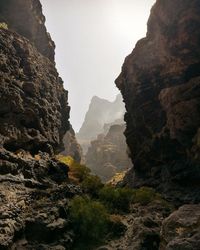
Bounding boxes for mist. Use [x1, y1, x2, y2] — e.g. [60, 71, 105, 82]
[40, 0, 156, 131]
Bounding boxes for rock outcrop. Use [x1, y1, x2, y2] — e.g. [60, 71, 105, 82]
[86, 124, 132, 182]
[76, 94, 125, 153]
[0, 148, 80, 250]
[160, 204, 200, 250]
[62, 125, 82, 163]
[0, 0, 75, 248]
[116, 0, 200, 202]
[0, 19, 70, 155]
[0, 0, 55, 61]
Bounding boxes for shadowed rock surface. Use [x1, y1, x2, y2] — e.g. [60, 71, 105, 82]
[160, 204, 200, 250]
[86, 124, 132, 182]
[0, 0, 76, 248]
[0, 28, 70, 155]
[116, 0, 200, 203]
[0, 148, 80, 249]
[0, 0, 55, 61]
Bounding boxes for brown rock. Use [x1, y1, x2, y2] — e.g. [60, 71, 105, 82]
[116, 0, 200, 202]
[160, 205, 200, 250]
[0, 28, 70, 154]
[0, 0, 55, 61]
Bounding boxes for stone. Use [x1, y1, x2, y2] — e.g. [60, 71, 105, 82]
[116, 0, 200, 203]
[0, 27, 70, 154]
[160, 205, 200, 250]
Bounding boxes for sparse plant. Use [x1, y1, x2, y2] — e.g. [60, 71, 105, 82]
[57, 155, 91, 182]
[81, 174, 104, 197]
[0, 22, 8, 29]
[99, 185, 135, 213]
[132, 187, 159, 205]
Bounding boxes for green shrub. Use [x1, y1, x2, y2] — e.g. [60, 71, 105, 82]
[133, 187, 161, 205]
[81, 175, 104, 197]
[99, 185, 135, 213]
[69, 196, 109, 244]
[57, 155, 91, 182]
[0, 22, 8, 29]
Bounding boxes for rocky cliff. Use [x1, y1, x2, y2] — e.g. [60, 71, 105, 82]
[116, 0, 200, 203]
[86, 124, 132, 182]
[0, 1, 76, 249]
[76, 94, 125, 153]
[0, 0, 55, 61]
[0, 1, 70, 155]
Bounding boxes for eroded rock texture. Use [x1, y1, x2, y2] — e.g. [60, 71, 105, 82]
[0, 148, 80, 249]
[0, 0, 55, 61]
[160, 205, 200, 250]
[0, 0, 74, 248]
[0, 28, 70, 154]
[116, 0, 200, 202]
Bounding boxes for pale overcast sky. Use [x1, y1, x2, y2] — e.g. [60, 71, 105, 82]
[40, 0, 156, 131]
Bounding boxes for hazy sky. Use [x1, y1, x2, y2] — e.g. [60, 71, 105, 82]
[40, 0, 156, 132]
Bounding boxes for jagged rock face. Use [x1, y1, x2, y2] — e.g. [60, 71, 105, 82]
[0, 1, 76, 248]
[0, 28, 70, 154]
[100, 201, 172, 250]
[0, 148, 80, 249]
[0, 0, 55, 61]
[86, 124, 132, 182]
[62, 126, 82, 163]
[76, 94, 125, 153]
[160, 205, 200, 250]
[116, 0, 200, 201]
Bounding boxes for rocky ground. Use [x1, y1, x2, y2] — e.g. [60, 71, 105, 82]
[98, 204, 200, 250]
[0, 148, 81, 249]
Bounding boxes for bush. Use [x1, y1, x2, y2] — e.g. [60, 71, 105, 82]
[81, 175, 104, 197]
[57, 155, 91, 182]
[99, 185, 135, 213]
[69, 196, 109, 244]
[133, 187, 161, 205]
[0, 22, 8, 29]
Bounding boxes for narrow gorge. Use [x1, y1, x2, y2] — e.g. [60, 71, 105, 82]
[0, 0, 199, 250]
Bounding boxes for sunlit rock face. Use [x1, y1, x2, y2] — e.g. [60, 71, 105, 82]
[0, 0, 70, 154]
[76, 94, 125, 153]
[116, 0, 200, 202]
[86, 124, 132, 182]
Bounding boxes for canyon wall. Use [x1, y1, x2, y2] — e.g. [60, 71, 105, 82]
[116, 0, 200, 202]
[0, 1, 76, 248]
[0, 0, 70, 154]
[86, 124, 132, 182]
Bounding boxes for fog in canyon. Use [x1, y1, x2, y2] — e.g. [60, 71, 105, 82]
[41, 0, 156, 131]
